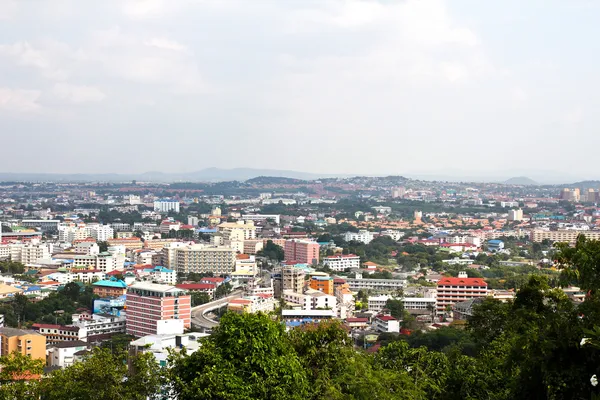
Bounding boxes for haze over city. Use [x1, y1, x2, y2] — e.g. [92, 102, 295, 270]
[1, 0, 599, 182]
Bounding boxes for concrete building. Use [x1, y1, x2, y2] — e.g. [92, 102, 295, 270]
[309, 276, 334, 295]
[217, 220, 257, 242]
[20, 220, 60, 232]
[0, 327, 46, 360]
[92, 279, 128, 298]
[125, 283, 191, 338]
[343, 230, 374, 244]
[274, 266, 306, 296]
[530, 230, 600, 244]
[241, 214, 281, 225]
[373, 315, 400, 333]
[323, 254, 361, 271]
[46, 341, 90, 368]
[345, 276, 406, 291]
[154, 200, 180, 213]
[173, 245, 237, 275]
[436, 273, 488, 314]
[507, 209, 524, 222]
[282, 289, 337, 311]
[71, 313, 126, 338]
[129, 332, 205, 368]
[284, 240, 319, 265]
[31, 324, 86, 345]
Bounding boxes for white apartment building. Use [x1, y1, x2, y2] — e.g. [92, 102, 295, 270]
[6, 243, 52, 264]
[46, 341, 90, 368]
[500, 201, 519, 208]
[74, 242, 100, 255]
[173, 245, 237, 275]
[72, 313, 127, 338]
[282, 289, 337, 311]
[217, 220, 257, 241]
[58, 225, 89, 243]
[368, 295, 395, 313]
[379, 230, 404, 241]
[87, 224, 114, 241]
[508, 209, 524, 222]
[241, 214, 281, 225]
[154, 200, 180, 213]
[530, 230, 600, 244]
[323, 254, 361, 271]
[373, 315, 400, 333]
[346, 276, 406, 291]
[344, 230, 375, 244]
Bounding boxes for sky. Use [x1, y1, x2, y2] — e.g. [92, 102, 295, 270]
[0, 0, 599, 181]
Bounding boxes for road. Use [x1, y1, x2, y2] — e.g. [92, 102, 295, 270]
[191, 290, 244, 330]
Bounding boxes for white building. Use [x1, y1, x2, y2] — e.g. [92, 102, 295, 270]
[86, 224, 114, 242]
[241, 214, 281, 225]
[129, 332, 205, 367]
[323, 254, 361, 271]
[74, 242, 100, 255]
[282, 289, 337, 311]
[373, 315, 400, 333]
[217, 220, 257, 241]
[379, 230, 404, 241]
[343, 230, 375, 244]
[46, 341, 90, 368]
[346, 276, 406, 291]
[508, 209, 524, 222]
[71, 313, 126, 338]
[154, 200, 180, 213]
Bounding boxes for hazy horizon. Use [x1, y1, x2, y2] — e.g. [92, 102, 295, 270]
[1, 1, 599, 177]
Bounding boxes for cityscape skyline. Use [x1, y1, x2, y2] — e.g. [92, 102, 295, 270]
[2, 1, 600, 176]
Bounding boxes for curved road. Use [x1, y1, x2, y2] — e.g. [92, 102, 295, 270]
[191, 290, 244, 330]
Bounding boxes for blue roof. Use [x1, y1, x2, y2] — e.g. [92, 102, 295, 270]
[488, 240, 504, 244]
[145, 266, 174, 273]
[93, 279, 127, 289]
[312, 276, 333, 281]
[24, 286, 41, 293]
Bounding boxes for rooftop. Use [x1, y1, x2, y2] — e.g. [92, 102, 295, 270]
[0, 327, 42, 338]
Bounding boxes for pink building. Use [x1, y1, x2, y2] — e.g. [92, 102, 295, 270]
[284, 240, 320, 265]
[125, 282, 191, 338]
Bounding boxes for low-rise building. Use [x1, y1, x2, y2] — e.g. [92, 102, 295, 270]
[46, 341, 90, 368]
[92, 279, 128, 298]
[31, 324, 86, 344]
[373, 315, 400, 333]
[0, 327, 46, 360]
[323, 254, 361, 271]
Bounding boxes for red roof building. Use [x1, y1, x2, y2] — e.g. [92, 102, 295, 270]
[436, 276, 488, 313]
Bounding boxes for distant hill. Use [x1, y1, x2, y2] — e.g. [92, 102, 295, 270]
[504, 176, 538, 185]
[0, 168, 347, 183]
[567, 180, 600, 189]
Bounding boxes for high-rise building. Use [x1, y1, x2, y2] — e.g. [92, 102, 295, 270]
[0, 327, 46, 361]
[217, 221, 257, 241]
[125, 283, 191, 338]
[284, 240, 320, 265]
[154, 200, 180, 213]
[274, 266, 306, 297]
[173, 245, 237, 275]
[507, 209, 523, 222]
[560, 188, 571, 201]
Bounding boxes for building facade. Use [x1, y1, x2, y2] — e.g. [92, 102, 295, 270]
[125, 283, 191, 338]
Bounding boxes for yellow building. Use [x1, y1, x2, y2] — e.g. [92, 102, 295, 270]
[0, 327, 46, 361]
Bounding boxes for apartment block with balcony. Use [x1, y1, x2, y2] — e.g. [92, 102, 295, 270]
[125, 283, 191, 338]
[436, 274, 488, 314]
[0, 327, 46, 361]
[173, 245, 237, 275]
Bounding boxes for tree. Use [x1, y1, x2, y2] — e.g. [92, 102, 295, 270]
[0, 351, 44, 399]
[214, 283, 232, 299]
[191, 292, 210, 307]
[384, 298, 404, 320]
[169, 312, 310, 400]
[41, 347, 163, 400]
[97, 241, 109, 252]
[257, 240, 285, 261]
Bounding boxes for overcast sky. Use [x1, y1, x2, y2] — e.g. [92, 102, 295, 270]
[0, 0, 598, 179]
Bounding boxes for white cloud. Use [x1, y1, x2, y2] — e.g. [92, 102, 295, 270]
[0, 88, 41, 112]
[144, 38, 188, 52]
[0, 0, 17, 20]
[121, 0, 166, 19]
[0, 40, 70, 80]
[53, 83, 106, 103]
[562, 108, 584, 124]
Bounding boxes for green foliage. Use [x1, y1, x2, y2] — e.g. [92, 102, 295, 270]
[0, 351, 45, 399]
[257, 240, 285, 261]
[191, 292, 210, 306]
[169, 312, 310, 400]
[97, 241, 109, 252]
[41, 347, 163, 400]
[384, 298, 404, 320]
[0, 261, 26, 274]
[214, 282, 232, 299]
